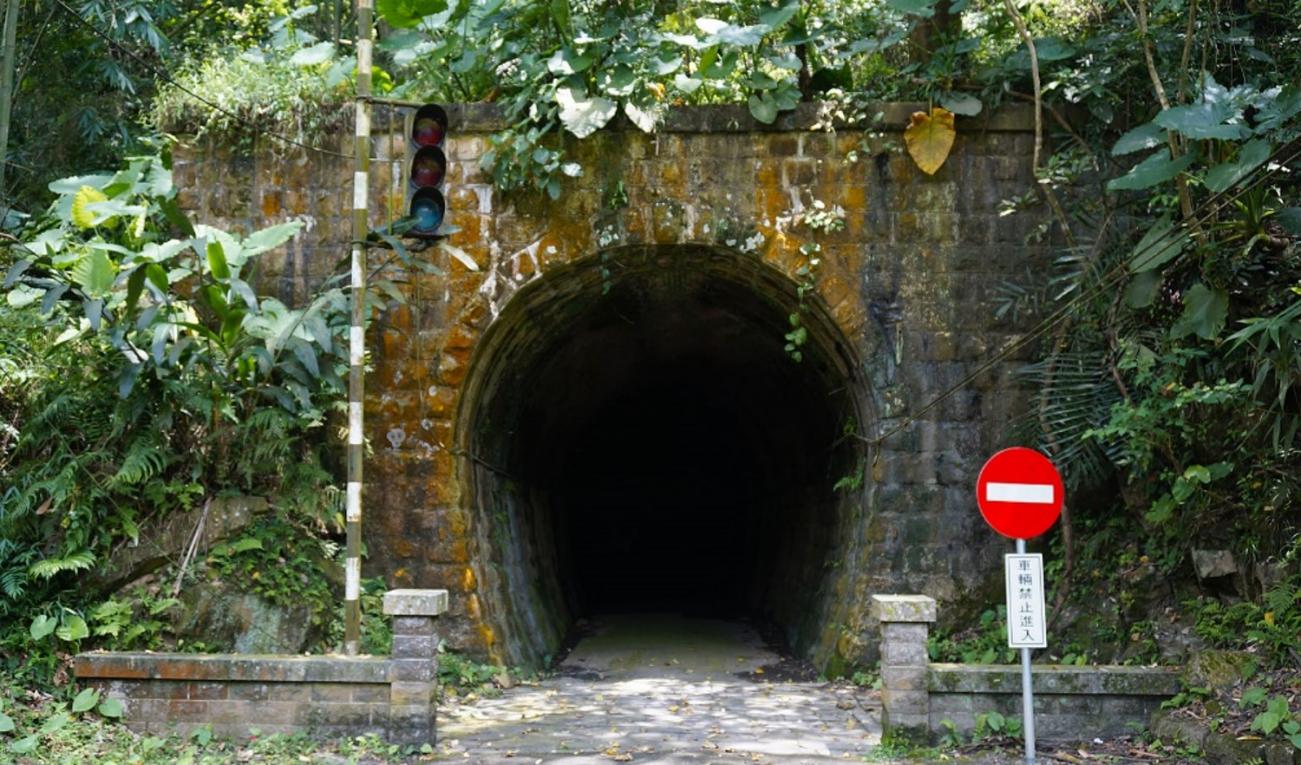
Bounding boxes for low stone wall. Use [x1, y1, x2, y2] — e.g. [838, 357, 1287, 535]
[75, 589, 447, 744]
[929, 664, 1181, 738]
[76, 653, 391, 740]
[873, 594, 1181, 741]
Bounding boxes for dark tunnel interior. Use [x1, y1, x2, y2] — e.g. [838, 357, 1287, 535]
[466, 251, 863, 655]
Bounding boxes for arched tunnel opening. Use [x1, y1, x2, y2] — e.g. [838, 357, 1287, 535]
[459, 246, 867, 668]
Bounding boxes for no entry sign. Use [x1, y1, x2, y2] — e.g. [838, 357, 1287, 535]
[976, 447, 1063, 540]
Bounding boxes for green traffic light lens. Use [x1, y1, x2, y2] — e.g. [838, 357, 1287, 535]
[409, 188, 445, 237]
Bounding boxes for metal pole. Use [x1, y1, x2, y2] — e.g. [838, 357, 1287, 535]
[344, 0, 373, 656]
[1017, 537, 1036, 764]
[0, 0, 20, 202]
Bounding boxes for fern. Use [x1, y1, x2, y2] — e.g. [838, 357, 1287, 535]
[110, 438, 170, 487]
[28, 550, 96, 580]
[1264, 583, 1298, 615]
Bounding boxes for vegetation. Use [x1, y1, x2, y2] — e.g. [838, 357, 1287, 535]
[0, 688, 424, 763]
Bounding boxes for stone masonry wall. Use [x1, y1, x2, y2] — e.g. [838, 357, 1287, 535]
[173, 102, 1050, 673]
[927, 664, 1182, 739]
[76, 653, 391, 740]
[875, 594, 1181, 742]
[75, 589, 447, 744]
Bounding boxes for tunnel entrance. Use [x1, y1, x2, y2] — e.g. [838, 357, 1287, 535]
[458, 246, 867, 668]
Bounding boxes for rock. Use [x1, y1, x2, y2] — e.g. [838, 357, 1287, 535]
[1192, 549, 1238, 580]
[1150, 709, 1208, 749]
[1153, 708, 1301, 765]
[93, 496, 269, 594]
[1183, 649, 1257, 690]
[1255, 560, 1290, 592]
[174, 575, 319, 654]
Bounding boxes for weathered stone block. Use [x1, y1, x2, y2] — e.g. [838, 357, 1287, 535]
[390, 657, 436, 683]
[881, 665, 928, 690]
[382, 589, 449, 617]
[881, 689, 928, 715]
[873, 595, 937, 624]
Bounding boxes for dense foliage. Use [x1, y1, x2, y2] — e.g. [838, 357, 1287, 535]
[0, 0, 1299, 756]
[0, 145, 432, 692]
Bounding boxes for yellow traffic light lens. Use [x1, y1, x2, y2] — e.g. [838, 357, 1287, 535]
[411, 147, 446, 188]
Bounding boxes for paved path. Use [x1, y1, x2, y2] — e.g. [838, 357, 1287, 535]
[434, 615, 883, 764]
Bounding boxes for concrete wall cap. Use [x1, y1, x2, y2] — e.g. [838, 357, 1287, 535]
[383, 589, 450, 616]
[872, 594, 938, 623]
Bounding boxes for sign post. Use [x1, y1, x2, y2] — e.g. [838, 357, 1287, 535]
[977, 447, 1063, 765]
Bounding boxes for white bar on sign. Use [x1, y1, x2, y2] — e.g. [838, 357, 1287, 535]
[987, 482, 1054, 504]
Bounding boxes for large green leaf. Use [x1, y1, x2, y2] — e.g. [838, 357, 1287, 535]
[97, 698, 124, 719]
[555, 88, 616, 138]
[375, 0, 447, 27]
[1125, 270, 1162, 309]
[546, 47, 594, 75]
[10, 735, 39, 754]
[884, 0, 937, 17]
[1251, 86, 1301, 133]
[601, 65, 636, 96]
[1153, 101, 1248, 140]
[1203, 139, 1270, 193]
[289, 42, 336, 67]
[1130, 216, 1188, 272]
[674, 74, 702, 94]
[49, 174, 113, 194]
[206, 240, 230, 280]
[72, 688, 100, 714]
[696, 18, 768, 46]
[1275, 208, 1301, 235]
[624, 102, 660, 133]
[748, 93, 778, 124]
[72, 251, 116, 298]
[939, 92, 982, 116]
[29, 615, 56, 641]
[56, 614, 89, 642]
[1172, 283, 1229, 340]
[1107, 150, 1196, 191]
[1111, 122, 1164, 155]
[241, 221, 303, 258]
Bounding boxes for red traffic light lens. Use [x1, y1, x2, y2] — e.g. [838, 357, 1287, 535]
[411, 146, 446, 188]
[411, 104, 448, 148]
[409, 188, 445, 237]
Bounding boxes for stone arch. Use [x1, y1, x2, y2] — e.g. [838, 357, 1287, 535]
[452, 243, 878, 669]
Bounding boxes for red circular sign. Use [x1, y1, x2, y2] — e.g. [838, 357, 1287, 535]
[976, 447, 1063, 539]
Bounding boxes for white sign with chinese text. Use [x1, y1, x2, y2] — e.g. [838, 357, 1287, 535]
[1004, 553, 1047, 648]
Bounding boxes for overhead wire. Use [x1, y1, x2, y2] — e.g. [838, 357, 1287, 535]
[866, 138, 1301, 448]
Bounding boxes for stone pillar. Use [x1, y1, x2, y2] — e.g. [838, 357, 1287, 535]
[872, 594, 937, 739]
[383, 589, 449, 746]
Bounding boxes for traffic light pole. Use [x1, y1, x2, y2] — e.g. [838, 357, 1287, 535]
[344, 0, 373, 656]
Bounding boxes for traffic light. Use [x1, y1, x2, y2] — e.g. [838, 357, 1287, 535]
[405, 104, 448, 239]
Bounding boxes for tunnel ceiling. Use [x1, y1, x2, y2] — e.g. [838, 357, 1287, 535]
[456, 245, 871, 668]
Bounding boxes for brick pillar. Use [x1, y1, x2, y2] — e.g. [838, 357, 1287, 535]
[872, 594, 937, 740]
[383, 589, 448, 746]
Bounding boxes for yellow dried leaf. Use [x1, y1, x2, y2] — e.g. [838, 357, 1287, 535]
[71, 186, 108, 230]
[904, 107, 957, 176]
[1264, 611, 1274, 626]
